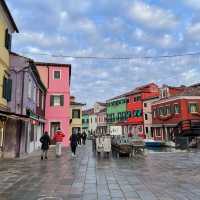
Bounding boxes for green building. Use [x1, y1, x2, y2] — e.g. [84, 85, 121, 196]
[106, 97, 130, 124]
[82, 110, 90, 133]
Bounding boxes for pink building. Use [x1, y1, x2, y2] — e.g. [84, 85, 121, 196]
[36, 62, 71, 146]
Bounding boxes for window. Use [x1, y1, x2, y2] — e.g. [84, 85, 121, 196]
[166, 106, 170, 115]
[54, 71, 61, 79]
[144, 103, 147, 107]
[2, 77, 12, 102]
[30, 124, 34, 142]
[41, 94, 44, 110]
[159, 107, 164, 116]
[189, 103, 199, 113]
[82, 119, 85, 123]
[95, 117, 97, 122]
[145, 114, 148, 120]
[153, 109, 157, 118]
[50, 95, 64, 106]
[145, 127, 149, 133]
[174, 104, 180, 114]
[33, 87, 36, 102]
[72, 109, 80, 118]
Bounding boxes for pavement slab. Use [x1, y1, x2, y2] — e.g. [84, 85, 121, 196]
[0, 142, 200, 200]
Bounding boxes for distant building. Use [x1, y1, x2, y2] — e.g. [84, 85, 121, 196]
[36, 62, 71, 147]
[106, 83, 159, 137]
[152, 84, 200, 141]
[96, 108, 107, 134]
[70, 96, 85, 135]
[82, 110, 90, 134]
[88, 108, 96, 134]
[143, 96, 159, 139]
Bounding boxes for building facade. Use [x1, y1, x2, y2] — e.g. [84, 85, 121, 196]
[107, 96, 128, 134]
[96, 108, 107, 134]
[82, 110, 89, 133]
[88, 109, 97, 134]
[36, 62, 71, 146]
[6, 53, 46, 156]
[70, 96, 85, 135]
[143, 96, 159, 139]
[152, 85, 200, 141]
[0, 0, 18, 157]
[125, 83, 159, 137]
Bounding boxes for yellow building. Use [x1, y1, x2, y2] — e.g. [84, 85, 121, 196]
[70, 96, 85, 135]
[0, 0, 18, 156]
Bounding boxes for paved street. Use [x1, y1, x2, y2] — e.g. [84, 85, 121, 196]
[0, 142, 200, 200]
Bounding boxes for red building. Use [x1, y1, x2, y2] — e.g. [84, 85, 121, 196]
[125, 83, 159, 137]
[152, 84, 200, 141]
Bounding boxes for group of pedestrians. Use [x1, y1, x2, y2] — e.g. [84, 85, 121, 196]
[39, 129, 87, 160]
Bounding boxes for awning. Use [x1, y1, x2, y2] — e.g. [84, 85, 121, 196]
[0, 110, 29, 121]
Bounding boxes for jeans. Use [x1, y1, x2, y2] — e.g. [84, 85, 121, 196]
[71, 144, 77, 155]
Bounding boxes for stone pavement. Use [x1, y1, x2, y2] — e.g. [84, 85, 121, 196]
[0, 142, 200, 200]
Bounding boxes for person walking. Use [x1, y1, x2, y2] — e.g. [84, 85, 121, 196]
[82, 131, 87, 145]
[40, 131, 51, 160]
[53, 129, 65, 157]
[77, 131, 82, 146]
[70, 132, 78, 157]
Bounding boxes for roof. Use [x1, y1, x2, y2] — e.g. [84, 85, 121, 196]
[96, 108, 106, 114]
[179, 85, 200, 96]
[107, 83, 158, 101]
[96, 102, 107, 106]
[29, 61, 47, 91]
[143, 96, 160, 102]
[10, 52, 46, 91]
[35, 62, 71, 68]
[70, 102, 86, 106]
[83, 108, 94, 115]
[1, 0, 19, 32]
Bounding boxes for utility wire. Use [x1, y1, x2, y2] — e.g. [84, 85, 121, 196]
[19, 51, 200, 60]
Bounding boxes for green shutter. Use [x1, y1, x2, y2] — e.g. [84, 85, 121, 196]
[6, 79, 12, 102]
[2, 77, 6, 99]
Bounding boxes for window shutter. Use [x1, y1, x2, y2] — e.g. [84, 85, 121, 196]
[60, 95, 64, 106]
[5, 29, 8, 49]
[6, 79, 12, 102]
[5, 29, 12, 51]
[50, 96, 54, 106]
[2, 77, 7, 99]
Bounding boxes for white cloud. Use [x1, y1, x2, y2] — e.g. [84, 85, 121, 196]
[133, 28, 179, 48]
[129, 1, 178, 30]
[186, 22, 200, 40]
[184, 0, 200, 10]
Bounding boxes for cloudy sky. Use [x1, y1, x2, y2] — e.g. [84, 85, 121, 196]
[7, 0, 200, 107]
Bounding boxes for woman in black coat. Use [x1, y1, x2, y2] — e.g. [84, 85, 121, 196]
[40, 131, 51, 160]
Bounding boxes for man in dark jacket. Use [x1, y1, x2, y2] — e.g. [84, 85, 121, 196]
[70, 132, 78, 157]
[82, 131, 87, 145]
[40, 131, 51, 160]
